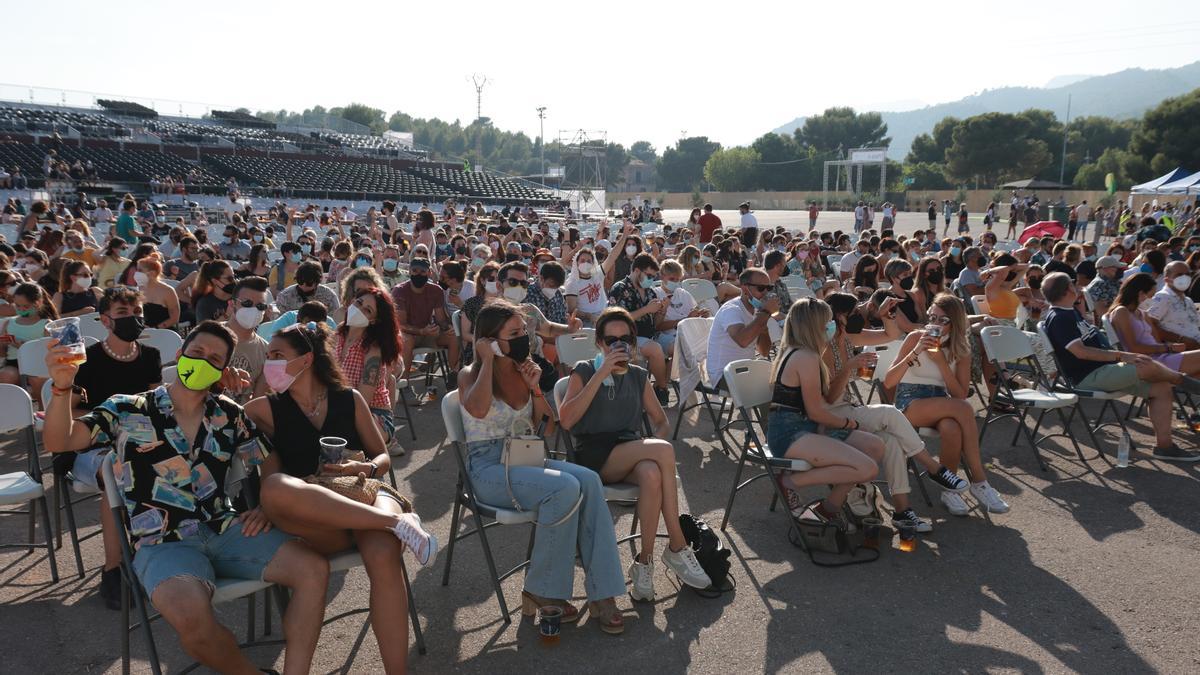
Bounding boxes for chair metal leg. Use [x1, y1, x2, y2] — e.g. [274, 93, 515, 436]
[263, 587, 272, 635]
[59, 481, 85, 578]
[52, 478, 62, 550]
[473, 508, 511, 623]
[27, 497, 35, 554]
[1015, 408, 1049, 472]
[400, 558, 427, 655]
[398, 386, 416, 441]
[909, 458, 933, 507]
[440, 497, 463, 587]
[245, 594, 256, 644]
[36, 495, 58, 583]
[720, 447, 752, 530]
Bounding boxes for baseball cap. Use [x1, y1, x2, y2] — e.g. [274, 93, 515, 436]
[1095, 255, 1126, 270]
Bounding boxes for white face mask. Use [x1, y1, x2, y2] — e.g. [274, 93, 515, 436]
[234, 306, 263, 329]
[346, 304, 370, 328]
[541, 286, 558, 300]
[1172, 275, 1192, 292]
[625, 245, 637, 257]
[503, 285, 527, 302]
[73, 276, 92, 292]
[133, 272, 149, 287]
[485, 280, 499, 294]
[577, 262, 593, 275]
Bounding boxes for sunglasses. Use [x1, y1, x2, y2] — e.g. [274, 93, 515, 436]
[926, 314, 951, 325]
[602, 335, 636, 347]
[747, 283, 772, 293]
[505, 278, 529, 288]
[238, 300, 269, 311]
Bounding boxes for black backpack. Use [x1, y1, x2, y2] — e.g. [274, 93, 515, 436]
[679, 514, 734, 597]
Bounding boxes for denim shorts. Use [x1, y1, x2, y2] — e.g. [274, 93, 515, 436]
[766, 408, 850, 457]
[652, 330, 676, 355]
[69, 448, 106, 493]
[131, 521, 292, 599]
[893, 383, 948, 412]
[371, 407, 396, 443]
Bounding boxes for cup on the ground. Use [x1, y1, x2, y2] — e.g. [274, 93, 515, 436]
[898, 522, 917, 552]
[537, 605, 562, 644]
[861, 517, 883, 549]
[46, 317, 86, 366]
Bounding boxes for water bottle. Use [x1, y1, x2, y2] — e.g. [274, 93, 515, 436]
[1116, 430, 1131, 468]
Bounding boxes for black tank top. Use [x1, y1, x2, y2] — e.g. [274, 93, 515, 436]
[771, 349, 807, 415]
[267, 388, 363, 477]
[61, 290, 98, 314]
[144, 302, 169, 328]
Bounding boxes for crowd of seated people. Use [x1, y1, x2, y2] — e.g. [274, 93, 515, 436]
[14, 191, 1198, 671]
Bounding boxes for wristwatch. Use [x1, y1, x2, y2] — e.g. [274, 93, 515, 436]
[367, 461, 378, 479]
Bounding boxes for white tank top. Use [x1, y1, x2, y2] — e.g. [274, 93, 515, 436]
[899, 347, 956, 388]
[461, 395, 533, 444]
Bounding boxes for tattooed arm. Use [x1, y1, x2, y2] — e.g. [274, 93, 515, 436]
[357, 348, 383, 406]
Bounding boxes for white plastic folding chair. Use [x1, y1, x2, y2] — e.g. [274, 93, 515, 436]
[138, 328, 183, 365]
[970, 295, 991, 316]
[80, 315, 109, 341]
[554, 330, 598, 372]
[161, 365, 177, 385]
[979, 325, 1092, 470]
[670, 317, 735, 456]
[439, 390, 537, 623]
[680, 278, 717, 306]
[0, 384, 68, 583]
[719, 360, 811, 540]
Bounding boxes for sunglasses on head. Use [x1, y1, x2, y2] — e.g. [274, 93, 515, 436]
[238, 300, 269, 311]
[602, 335, 636, 347]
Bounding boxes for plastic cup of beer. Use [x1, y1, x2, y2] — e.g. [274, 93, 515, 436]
[537, 605, 563, 644]
[898, 522, 917, 552]
[46, 317, 86, 366]
[318, 436, 348, 466]
[611, 342, 630, 375]
[925, 324, 942, 353]
[858, 347, 876, 380]
[861, 517, 883, 549]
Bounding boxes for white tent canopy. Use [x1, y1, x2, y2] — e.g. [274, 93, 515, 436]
[1130, 167, 1191, 194]
[1156, 170, 1200, 196]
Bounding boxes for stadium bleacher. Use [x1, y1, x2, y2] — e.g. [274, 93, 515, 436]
[0, 101, 557, 204]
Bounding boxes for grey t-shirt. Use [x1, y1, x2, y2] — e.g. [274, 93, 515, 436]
[569, 361, 647, 436]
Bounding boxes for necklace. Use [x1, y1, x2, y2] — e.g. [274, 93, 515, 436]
[296, 389, 327, 419]
[102, 340, 138, 362]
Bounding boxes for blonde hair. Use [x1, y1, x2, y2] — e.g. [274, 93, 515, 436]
[659, 259, 683, 276]
[931, 293, 970, 362]
[771, 297, 831, 393]
[677, 245, 701, 275]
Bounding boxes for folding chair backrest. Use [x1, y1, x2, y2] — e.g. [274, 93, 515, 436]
[452, 310, 462, 338]
[441, 389, 466, 443]
[555, 330, 598, 369]
[979, 325, 1034, 364]
[1102, 315, 1121, 348]
[971, 295, 990, 315]
[139, 328, 183, 364]
[722, 359, 772, 409]
[871, 340, 904, 385]
[553, 376, 570, 412]
[675, 316, 713, 378]
[680, 279, 717, 305]
[162, 365, 178, 385]
[0, 383, 35, 434]
[99, 450, 123, 510]
[17, 337, 51, 379]
[80, 316, 108, 341]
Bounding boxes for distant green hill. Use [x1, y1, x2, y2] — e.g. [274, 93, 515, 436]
[772, 61, 1200, 158]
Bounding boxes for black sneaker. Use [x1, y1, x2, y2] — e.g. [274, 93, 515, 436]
[928, 466, 970, 493]
[655, 387, 671, 407]
[891, 508, 933, 533]
[1151, 444, 1200, 462]
[98, 567, 123, 611]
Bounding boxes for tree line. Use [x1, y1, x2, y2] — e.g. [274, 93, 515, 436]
[248, 89, 1199, 194]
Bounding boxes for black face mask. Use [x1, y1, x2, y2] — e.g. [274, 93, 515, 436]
[845, 313, 866, 334]
[504, 334, 531, 362]
[899, 277, 915, 291]
[505, 253, 521, 263]
[220, 282, 236, 295]
[927, 270, 944, 284]
[1028, 277, 1043, 290]
[110, 315, 145, 343]
[410, 275, 428, 288]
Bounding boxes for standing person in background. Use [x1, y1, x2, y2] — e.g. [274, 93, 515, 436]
[942, 199, 954, 236]
[984, 202, 996, 232]
[698, 203, 722, 244]
[808, 201, 820, 229]
[927, 200, 937, 231]
[114, 199, 143, 243]
[957, 203, 970, 234]
[738, 201, 758, 248]
[1076, 200, 1090, 242]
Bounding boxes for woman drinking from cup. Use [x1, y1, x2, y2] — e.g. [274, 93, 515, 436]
[558, 307, 712, 602]
[246, 322, 435, 674]
[0, 283, 57, 389]
[459, 299, 627, 634]
[883, 293, 1010, 516]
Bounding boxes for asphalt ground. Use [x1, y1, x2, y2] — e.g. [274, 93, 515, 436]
[3, 373, 1199, 674]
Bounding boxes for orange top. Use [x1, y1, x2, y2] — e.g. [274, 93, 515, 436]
[988, 288, 1020, 320]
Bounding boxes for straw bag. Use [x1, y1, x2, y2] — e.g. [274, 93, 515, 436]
[306, 451, 412, 512]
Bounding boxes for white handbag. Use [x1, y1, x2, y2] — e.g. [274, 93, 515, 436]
[502, 418, 581, 527]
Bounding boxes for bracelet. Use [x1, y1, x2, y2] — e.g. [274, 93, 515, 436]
[531, 388, 545, 398]
[51, 384, 73, 397]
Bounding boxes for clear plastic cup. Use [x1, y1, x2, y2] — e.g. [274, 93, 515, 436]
[46, 317, 86, 366]
[319, 436, 348, 465]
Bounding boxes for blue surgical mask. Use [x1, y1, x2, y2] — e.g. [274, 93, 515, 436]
[910, 252, 922, 262]
[383, 258, 399, 272]
[639, 275, 658, 290]
[1085, 254, 1097, 262]
[663, 280, 679, 292]
[1140, 263, 1153, 274]
[749, 296, 764, 310]
[825, 320, 837, 341]
[591, 351, 615, 386]
[950, 247, 962, 257]
[288, 252, 302, 264]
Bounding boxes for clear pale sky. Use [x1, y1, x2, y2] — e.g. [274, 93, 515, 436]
[9, 0, 1200, 152]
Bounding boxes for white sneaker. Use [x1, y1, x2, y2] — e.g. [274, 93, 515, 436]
[661, 545, 712, 589]
[969, 482, 1011, 514]
[940, 490, 970, 516]
[391, 513, 438, 566]
[628, 558, 655, 602]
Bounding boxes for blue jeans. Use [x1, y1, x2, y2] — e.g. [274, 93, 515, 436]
[132, 521, 292, 599]
[466, 439, 625, 602]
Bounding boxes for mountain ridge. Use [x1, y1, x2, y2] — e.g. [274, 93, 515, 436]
[771, 61, 1200, 158]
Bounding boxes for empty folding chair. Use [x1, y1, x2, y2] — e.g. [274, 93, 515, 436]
[138, 328, 183, 365]
[554, 330, 598, 373]
[670, 317, 734, 456]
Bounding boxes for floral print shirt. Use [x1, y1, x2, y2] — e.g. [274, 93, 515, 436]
[78, 385, 270, 549]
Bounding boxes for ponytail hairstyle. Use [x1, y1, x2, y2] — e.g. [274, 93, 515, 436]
[193, 259, 232, 299]
[276, 321, 345, 391]
[15, 282, 59, 320]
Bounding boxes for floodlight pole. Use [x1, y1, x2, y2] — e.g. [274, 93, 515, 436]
[536, 106, 547, 186]
[1058, 94, 1072, 186]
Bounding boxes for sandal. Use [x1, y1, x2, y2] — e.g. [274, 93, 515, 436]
[521, 590, 581, 624]
[587, 598, 625, 635]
